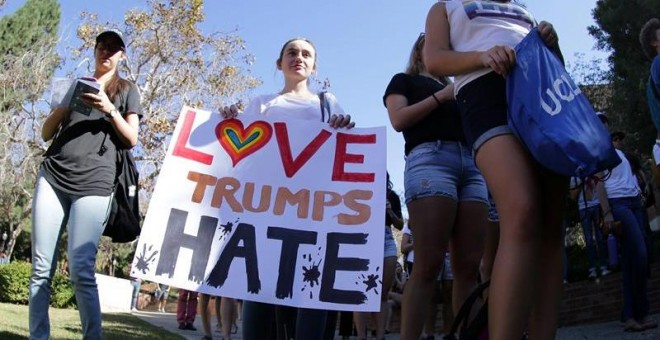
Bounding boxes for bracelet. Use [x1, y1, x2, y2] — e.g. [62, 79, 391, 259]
[431, 93, 442, 107]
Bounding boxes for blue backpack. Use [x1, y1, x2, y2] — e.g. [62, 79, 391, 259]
[506, 29, 620, 177]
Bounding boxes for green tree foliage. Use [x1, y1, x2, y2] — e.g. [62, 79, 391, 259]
[0, 0, 260, 263]
[0, 0, 61, 110]
[0, 0, 60, 57]
[588, 0, 660, 156]
[0, 1, 62, 259]
[72, 0, 261, 202]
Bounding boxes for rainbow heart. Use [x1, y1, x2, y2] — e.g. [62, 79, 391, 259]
[216, 119, 273, 166]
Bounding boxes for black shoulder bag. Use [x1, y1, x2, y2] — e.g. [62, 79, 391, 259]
[101, 93, 142, 243]
[103, 145, 141, 243]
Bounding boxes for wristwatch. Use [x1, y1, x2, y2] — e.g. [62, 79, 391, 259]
[106, 109, 119, 119]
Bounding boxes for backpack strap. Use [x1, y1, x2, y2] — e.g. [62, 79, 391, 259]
[447, 280, 490, 337]
[318, 91, 331, 123]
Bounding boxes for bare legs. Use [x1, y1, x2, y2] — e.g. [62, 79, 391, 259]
[354, 256, 395, 339]
[480, 219, 500, 283]
[200, 295, 236, 339]
[221, 297, 236, 340]
[199, 294, 213, 338]
[400, 197, 455, 340]
[378, 256, 397, 339]
[450, 202, 487, 314]
[476, 135, 566, 340]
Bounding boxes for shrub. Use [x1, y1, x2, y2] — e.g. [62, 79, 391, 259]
[51, 272, 76, 308]
[0, 261, 31, 304]
[0, 261, 75, 308]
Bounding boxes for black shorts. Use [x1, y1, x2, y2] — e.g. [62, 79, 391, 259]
[456, 72, 512, 152]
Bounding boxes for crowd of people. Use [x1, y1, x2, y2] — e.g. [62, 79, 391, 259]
[23, 0, 660, 339]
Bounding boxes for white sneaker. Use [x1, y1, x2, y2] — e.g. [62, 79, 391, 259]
[131, 308, 138, 313]
[601, 267, 611, 276]
[588, 268, 597, 279]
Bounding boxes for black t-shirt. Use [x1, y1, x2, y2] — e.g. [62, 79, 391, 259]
[383, 73, 464, 154]
[42, 81, 143, 196]
[385, 189, 402, 227]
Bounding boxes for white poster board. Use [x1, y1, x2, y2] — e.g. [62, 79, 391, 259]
[131, 106, 387, 312]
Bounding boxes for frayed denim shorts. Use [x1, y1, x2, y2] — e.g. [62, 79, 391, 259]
[404, 140, 488, 205]
[384, 226, 397, 258]
[456, 72, 513, 153]
[487, 193, 499, 223]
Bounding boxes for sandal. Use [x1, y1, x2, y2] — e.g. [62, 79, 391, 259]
[623, 319, 644, 332]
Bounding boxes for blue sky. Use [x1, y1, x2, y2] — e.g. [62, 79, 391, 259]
[4, 0, 608, 213]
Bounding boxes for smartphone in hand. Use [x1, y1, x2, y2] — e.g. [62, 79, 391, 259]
[69, 78, 100, 115]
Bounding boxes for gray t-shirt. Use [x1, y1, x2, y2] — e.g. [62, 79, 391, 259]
[42, 81, 143, 196]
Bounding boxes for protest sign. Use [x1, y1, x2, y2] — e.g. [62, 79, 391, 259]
[131, 106, 386, 311]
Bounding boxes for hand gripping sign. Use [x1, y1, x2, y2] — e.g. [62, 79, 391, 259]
[131, 106, 387, 312]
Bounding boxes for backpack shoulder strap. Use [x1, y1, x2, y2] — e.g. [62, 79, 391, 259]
[448, 280, 490, 336]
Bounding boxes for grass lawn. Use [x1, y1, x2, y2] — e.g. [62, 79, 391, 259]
[0, 302, 183, 339]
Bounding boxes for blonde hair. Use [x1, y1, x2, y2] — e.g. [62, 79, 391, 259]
[405, 33, 426, 76]
[405, 33, 451, 85]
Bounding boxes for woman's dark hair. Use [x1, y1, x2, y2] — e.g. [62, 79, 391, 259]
[104, 74, 131, 103]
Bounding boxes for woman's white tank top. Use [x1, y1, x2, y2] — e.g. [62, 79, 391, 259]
[444, 0, 535, 94]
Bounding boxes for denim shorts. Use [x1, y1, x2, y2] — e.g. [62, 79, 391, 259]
[439, 251, 453, 281]
[384, 226, 397, 258]
[404, 140, 488, 205]
[487, 193, 499, 223]
[456, 72, 513, 153]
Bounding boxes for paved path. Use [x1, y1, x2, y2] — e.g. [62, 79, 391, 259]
[134, 310, 660, 339]
[556, 314, 660, 339]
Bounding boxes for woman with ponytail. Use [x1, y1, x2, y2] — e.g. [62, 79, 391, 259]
[29, 29, 142, 339]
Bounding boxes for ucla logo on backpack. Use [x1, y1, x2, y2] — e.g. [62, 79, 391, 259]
[541, 74, 582, 116]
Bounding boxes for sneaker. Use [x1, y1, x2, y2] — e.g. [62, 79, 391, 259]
[185, 323, 197, 331]
[179, 323, 187, 330]
[600, 266, 611, 276]
[588, 268, 597, 279]
[131, 308, 138, 313]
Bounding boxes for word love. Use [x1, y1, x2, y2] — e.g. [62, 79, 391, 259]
[172, 110, 376, 182]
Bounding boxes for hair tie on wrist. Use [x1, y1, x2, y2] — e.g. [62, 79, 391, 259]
[431, 93, 441, 107]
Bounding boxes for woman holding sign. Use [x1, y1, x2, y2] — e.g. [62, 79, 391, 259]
[423, 1, 566, 339]
[29, 29, 142, 340]
[384, 33, 488, 339]
[221, 37, 354, 340]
